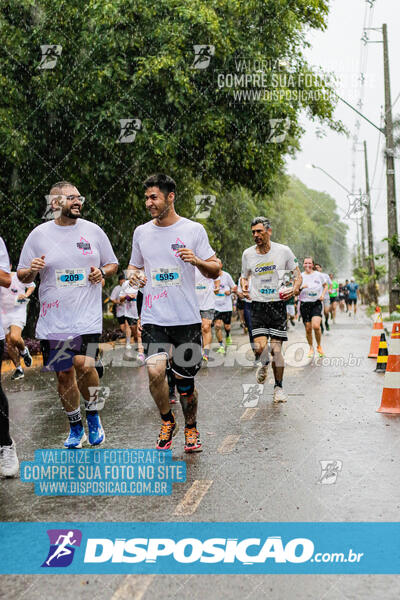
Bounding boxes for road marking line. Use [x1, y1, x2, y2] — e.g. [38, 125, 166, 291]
[218, 434, 241, 454]
[112, 574, 155, 600]
[174, 479, 212, 516]
[240, 408, 259, 421]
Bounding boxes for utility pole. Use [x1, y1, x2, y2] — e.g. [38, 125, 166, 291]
[363, 140, 378, 304]
[383, 24, 400, 312]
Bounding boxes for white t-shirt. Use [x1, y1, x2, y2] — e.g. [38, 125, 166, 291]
[120, 280, 139, 319]
[241, 242, 298, 303]
[0, 273, 35, 325]
[195, 270, 216, 311]
[110, 284, 125, 318]
[299, 271, 326, 302]
[215, 271, 235, 312]
[17, 219, 118, 339]
[0, 237, 10, 341]
[129, 217, 215, 326]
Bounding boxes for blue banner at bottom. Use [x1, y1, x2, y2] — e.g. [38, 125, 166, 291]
[0, 522, 399, 574]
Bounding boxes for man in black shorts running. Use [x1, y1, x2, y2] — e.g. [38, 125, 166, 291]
[241, 217, 301, 402]
[128, 174, 220, 452]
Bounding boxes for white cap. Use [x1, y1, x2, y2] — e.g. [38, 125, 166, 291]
[350, 276, 355, 282]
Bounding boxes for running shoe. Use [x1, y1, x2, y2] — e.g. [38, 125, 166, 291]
[184, 427, 202, 453]
[307, 348, 314, 359]
[273, 386, 288, 403]
[156, 418, 179, 451]
[169, 391, 177, 404]
[126, 343, 132, 350]
[86, 412, 105, 446]
[216, 346, 225, 354]
[137, 353, 146, 365]
[202, 353, 209, 362]
[64, 424, 87, 449]
[11, 368, 24, 380]
[256, 363, 268, 384]
[317, 346, 325, 358]
[0, 440, 19, 478]
[225, 335, 233, 346]
[21, 347, 32, 368]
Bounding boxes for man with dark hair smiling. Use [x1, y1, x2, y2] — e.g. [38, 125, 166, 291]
[241, 217, 301, 403]
[128, 174, 220, 453]
[17, 181, 118, 449]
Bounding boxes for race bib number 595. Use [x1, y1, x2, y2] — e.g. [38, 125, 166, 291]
[151, 267, 182, 287]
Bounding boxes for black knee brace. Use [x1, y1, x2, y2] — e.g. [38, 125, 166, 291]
[176, 377, 195, 396]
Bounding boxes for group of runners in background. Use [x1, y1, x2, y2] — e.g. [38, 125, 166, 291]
[0, 173, 360, 479]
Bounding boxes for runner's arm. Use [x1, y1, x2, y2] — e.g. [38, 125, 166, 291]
[18, 256, 46, 284]
[0, 269, 11, 288]
[282, 266, 302, 299]
[88, 262, 118, 284]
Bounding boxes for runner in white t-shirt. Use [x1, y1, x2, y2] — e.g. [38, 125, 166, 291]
[314, 263, 332, 333]
[195, 266, 220, 362]
[0, 268, 35, 380]
[0, 237, 19, 477]
[110, 274, 128, 343]
[128, 174, 220, 453]
[17, 181, 118, 449]
[241, 217, 301, 402]
[299, 257, 328, 358]
[214, 269, 236, 354]
[120, 278, 145, 363]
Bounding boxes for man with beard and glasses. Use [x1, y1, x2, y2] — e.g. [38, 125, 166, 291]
[128, 174, 220, 453]
[17, 181, 118, 449]
[241, 217, 301, 403]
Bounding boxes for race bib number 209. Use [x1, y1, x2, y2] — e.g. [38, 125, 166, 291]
[55, 269, 87, 288]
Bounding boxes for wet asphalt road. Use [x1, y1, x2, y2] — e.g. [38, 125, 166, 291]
[2, 309, 400, 599]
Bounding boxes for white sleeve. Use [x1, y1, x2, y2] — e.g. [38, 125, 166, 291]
[98, 228, 118, 267]
[17, 232, 36, 271]
[0, 237, 10, 273]
[228, 274, 235, 288]
[195, 224, 215, 261]
[110, 286, 120, 301]
[129, 229, 144, 268]
[241, 251, 250, 278]
[285, 247, 297, 271]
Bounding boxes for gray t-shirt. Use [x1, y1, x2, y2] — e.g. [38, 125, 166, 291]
[241, 242, 297, 303]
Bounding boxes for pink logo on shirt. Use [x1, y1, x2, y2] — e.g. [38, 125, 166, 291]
[41, 300, 60, 317]
[144, 290, 168, 310]
[76, 237, 93, 255]
[171, 237, 185, 256]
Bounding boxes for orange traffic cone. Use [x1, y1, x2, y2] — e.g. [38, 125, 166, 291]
[377, 323, 400, 413]
[375, 332, 388, 372]
[368, 312, 384, 358]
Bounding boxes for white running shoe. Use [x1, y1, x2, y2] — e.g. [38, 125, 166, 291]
[0, 440, 19, 477]
[256, 363, 269, 384]
[126, 343, 132, 350]
[273, 386, 288, 403]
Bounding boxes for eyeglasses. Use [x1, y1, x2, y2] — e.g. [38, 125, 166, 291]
[45, 194, 85, 205]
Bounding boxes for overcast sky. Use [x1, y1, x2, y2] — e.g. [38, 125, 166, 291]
[286, 0, 400, 263]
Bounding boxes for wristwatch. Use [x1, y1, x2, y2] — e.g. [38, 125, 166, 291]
[99, 267, 106, 279]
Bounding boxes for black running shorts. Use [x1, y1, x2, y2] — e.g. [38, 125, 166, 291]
[141, 323, 202, 378]
[214, 310, 232, 325]
[251, 300, 287, 340]
[300, 300, 322, 323]
[40, 333, 100, 372]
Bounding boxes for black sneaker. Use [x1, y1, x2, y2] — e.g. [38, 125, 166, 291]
[11, 368, 24, 381]
[21, 347, 32, 368]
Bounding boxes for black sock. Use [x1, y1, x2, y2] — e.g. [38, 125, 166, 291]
[274, 380, 283, 388]
[66, 408, 82, 428]
[185, 422, 197, 429]
[161, 410, 174, 422]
